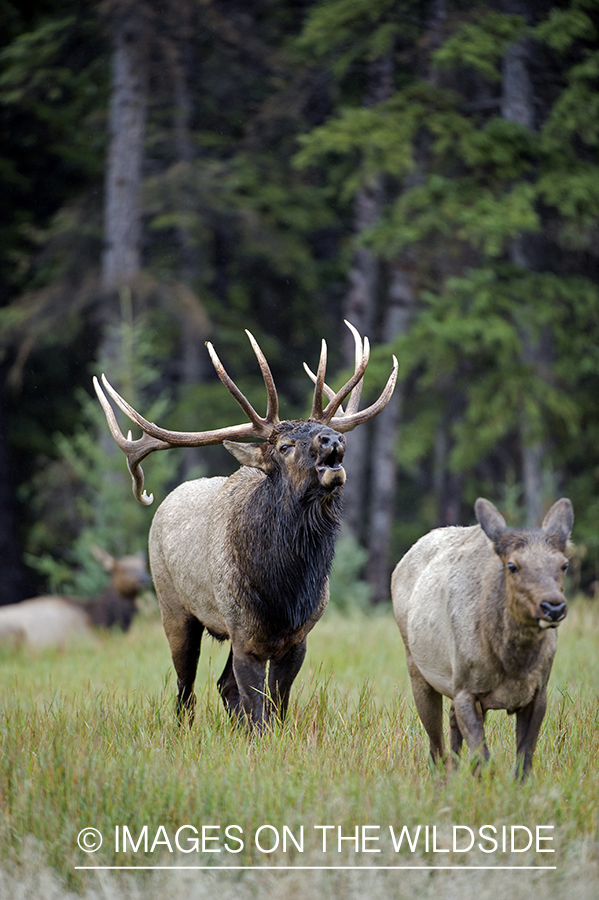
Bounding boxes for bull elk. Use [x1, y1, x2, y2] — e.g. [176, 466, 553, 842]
[391, 497, 573, 778]
[94, 322, 397, 727]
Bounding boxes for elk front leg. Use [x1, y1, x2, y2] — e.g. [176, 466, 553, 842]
[231, 648, 269, 730]
[217, 648, 243, 717]
[452, 690, 489, 772]
[268, 639, 307, 721]
[515, 688, 547, 780]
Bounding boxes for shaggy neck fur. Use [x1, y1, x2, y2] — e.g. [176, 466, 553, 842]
[229, 467, 343, 636]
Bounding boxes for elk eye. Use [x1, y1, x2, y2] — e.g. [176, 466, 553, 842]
[562, 561, 569, 572]
[279, 444, 292, 454]
[507, 562, 518, 573]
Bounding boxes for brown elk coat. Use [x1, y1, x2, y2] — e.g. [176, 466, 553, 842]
[95, 323, 397, 727]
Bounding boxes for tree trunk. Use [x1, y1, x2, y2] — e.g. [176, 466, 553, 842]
[364, 0, 447, 598]
[102, 5, 149, 294]
[341, 55, 393, 539]
[171, 14, 210, 478]
[0, 376, 29, 604]
[96, 1, 150, 478]
[501, 2, 549, 525]
[433, 409, 464, 527]
[366, 261, 416, 603]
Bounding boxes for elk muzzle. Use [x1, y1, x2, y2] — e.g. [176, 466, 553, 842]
[314, 430, 346, 489]
[538, 595, 567, 629]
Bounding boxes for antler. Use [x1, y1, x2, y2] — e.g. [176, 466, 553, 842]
[94, 330, 280, 505]
[303, 320, 398, 432]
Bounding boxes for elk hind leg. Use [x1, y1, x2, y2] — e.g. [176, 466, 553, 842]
[407, 654, 446, 766]
[452, 691, 489, 773]
[162, 607, 204, 725]
[449, 700, 464, 758]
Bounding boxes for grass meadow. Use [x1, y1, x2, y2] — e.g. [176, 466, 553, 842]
[0, 599, 597, 899]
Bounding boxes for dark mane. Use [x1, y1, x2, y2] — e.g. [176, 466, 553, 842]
[229, 469, 343, 635]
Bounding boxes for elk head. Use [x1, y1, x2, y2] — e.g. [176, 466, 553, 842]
[222, 421, 347, 493]
[93, 321, 398, 503]
[475, 498, 573, 630]
[91, 545, 150, 599]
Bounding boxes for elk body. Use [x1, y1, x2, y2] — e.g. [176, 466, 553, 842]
[95, 322, 397, 727]
[0, 548, 149, 648]
[391, 498, 573, 777]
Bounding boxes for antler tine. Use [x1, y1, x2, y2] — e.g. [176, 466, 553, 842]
[344, 320, 366, 416]
[93, 375, 128, 449]
[302, 318, 365, 415]
[206, 342, 263, 432]
[100, 374, 156, 437]
[95, 361, 274, 506]
[320, 332, 369, 425]
[302, 321, 398, 431]
[302, 361, 342, 411]
[206, 339, 277, 437]
[303, 323, 384, 423]
[100, 373, 260, 447]
[309, 339, 328, 420]
[329, 354, 399, 433]
[93, 375, 168, 505]
[244, 330, 279, 424]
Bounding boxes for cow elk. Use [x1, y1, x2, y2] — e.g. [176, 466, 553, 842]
[391, 497, 573, 778]
[94, 322, 397, 728]
[0, 547, 149, 648]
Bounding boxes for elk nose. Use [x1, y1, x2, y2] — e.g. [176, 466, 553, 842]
[540, 600, 567, 621]
[318, 432, 345, 457]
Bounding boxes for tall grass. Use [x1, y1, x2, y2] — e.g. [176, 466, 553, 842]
[0, 601, 597, 899]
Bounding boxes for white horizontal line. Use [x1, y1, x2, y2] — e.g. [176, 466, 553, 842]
[75, 865, 557, 871]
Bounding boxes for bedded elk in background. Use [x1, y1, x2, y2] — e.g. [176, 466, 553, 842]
[391, 497, 573, 778]
[94, 322, 397, 727]
[0, 547, 149, 648]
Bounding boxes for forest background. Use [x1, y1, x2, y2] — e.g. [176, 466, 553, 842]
[1, 0, 599, 608]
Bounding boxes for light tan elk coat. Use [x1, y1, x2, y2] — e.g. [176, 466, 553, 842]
[95, 322, 397, 727]
[392, 497, 573, 777]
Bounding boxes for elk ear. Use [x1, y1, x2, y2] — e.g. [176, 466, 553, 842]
[475, 498, 507, 545]
[542, 498, 574, 543]
[91, 545, 116, 572]
[223, 440, 272, 472]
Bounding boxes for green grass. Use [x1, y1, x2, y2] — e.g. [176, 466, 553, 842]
[0, 601, 597, 899]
